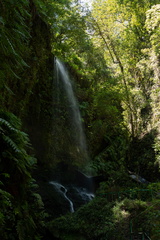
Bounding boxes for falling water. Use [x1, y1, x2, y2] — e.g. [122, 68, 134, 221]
[55, 58, 88, 161]
[50, 181, 74, 213]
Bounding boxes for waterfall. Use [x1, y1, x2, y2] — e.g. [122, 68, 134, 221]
[55, 58, 88, 163]
[50, 181, 74, 213]
[47, 59, 94, 214]
[34, 59, 95, 218]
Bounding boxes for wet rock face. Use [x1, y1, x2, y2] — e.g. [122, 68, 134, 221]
[36, 180, 71, 218]
[66, 185, 95, 211]
[33, 165, 99, 218]
[49, 181, 75, 213]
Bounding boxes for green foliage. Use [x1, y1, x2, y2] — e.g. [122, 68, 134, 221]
[47, 192, 160, 240]
[91, 0, 159, 140]
[0, 0, 30, 99]
[0, 0, 160, 237]
[86, 79, 128, 178]
[0, 110, 45, 240]
[0, 110, 34, 177]
[128, 130, 159, 181]
[147, 182, 160, 196]
[47, 198, 116, 240]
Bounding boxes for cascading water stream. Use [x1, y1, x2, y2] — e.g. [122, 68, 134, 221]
[46, 58, 95, 214]
[32, 59, 95, 218]
[55, 58, 88, 159]
[50, 181, 74, 213]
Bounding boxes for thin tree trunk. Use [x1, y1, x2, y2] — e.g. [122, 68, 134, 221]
[94, 19, 135, 137]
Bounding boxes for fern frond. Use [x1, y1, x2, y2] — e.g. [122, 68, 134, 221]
[16, 220, 25, 240]
[2, 135, 21, 153]
[0, 117, 21, 134]
[4, 84, 15, 95]
[32, 193, 44, 208]
[0, 189, 12, 202]
[1, 173, 10, 179]
[0, 181, 4, 186]
[5, 34, 17, 56]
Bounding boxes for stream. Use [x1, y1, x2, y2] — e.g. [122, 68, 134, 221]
[49, 180, 95, 213]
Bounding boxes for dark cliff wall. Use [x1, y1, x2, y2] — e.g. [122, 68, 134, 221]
[0, 0, 54, 165]
[23, 1, 54, 165]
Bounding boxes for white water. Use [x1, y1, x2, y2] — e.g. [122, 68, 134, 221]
[50, 181, 74, 213]
[52, 59, 94, 212]
[49, 181, 95, 213]
[55, 58, 88, 158]
[73, 186, 95, 202]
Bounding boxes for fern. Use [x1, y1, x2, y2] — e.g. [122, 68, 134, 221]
[2, 135, 21, 153]
[0, 110, 21, 128]
[0, 110, 45, 239]
[0, 181, 4, 186]
[0, 189, 12, 207]
[32, 193, 44, 209]
[0, 117, 19, 133]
